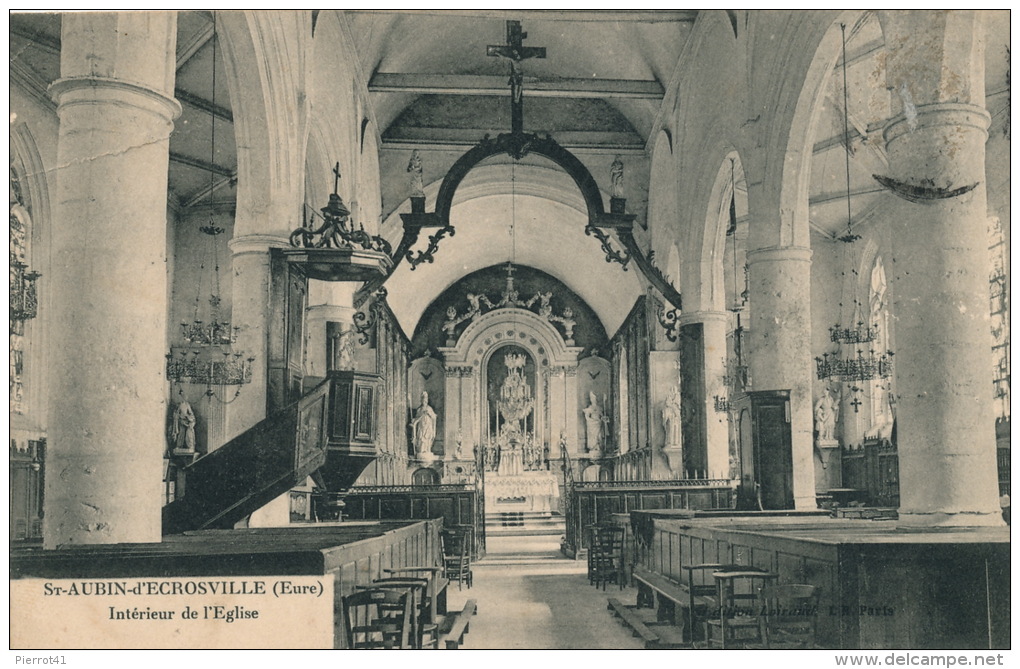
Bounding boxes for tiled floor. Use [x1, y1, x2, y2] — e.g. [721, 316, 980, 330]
[445, 534, 644, 650]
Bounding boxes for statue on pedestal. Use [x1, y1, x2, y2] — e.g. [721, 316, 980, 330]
[411, 391, 437, 457]
[610, 155, 625, 199]
[814, 389, 838, 444]
[662, 385, 682, 449]
[407, 149, 425, 198]
[583, 391, 607, 453]
[170, 398, 197, 454]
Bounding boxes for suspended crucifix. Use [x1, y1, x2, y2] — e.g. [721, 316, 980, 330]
[366, 18, 679, 335]
[487, 21, 546, 136]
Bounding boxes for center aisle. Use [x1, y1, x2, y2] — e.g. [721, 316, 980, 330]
[445, 535, 644, 650]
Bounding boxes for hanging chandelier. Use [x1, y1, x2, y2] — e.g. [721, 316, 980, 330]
[814, 23, 893, 410]
[166, 14, 253, 392]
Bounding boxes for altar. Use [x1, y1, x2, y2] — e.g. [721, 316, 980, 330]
[485, 471, 560, 512]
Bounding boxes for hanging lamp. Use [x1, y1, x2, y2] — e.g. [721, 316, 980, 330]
[814, 23, 893, 412]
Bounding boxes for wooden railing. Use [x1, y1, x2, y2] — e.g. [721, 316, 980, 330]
[163, 379, 332, 534]
[562, 478, 737, 557]
[342, 484, 484, 559]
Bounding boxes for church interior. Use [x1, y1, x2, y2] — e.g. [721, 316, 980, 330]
[9, 10, 1011, 651]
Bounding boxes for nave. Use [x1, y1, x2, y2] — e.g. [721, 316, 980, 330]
[446, 535, 645, 650]
[8, 10, 1010, 653]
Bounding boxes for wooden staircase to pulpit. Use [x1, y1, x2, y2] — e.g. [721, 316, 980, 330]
[163, 243, 394, 534]
[163, 371, 384, 534]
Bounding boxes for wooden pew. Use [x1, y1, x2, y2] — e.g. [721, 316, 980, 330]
[439, 599, 477, 649]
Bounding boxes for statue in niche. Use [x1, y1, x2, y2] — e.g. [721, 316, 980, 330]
[662, 385, 683, 449]
[583, 391, 608, 453]
[814, 389, 838, 443]
[407, 149, 425, 198]
[610, 155, 625, 199]
[410, 391, 437, 457]
[170, 398, 197, 453]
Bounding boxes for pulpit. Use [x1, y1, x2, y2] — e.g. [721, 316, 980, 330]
[318, 370, 383, 490]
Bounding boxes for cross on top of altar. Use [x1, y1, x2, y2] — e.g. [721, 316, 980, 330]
[487, 21, 546, 135]
[499, 262, 522, 307]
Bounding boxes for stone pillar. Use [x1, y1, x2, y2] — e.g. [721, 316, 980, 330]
[305, 283, 356, 380]
[876, 10, 1001, 527]
[546, 368, 566, 459]
[681, 311, 731, 479]
[44, 12, 180, 547]
[746, 246, 815, 509]
[565, 368, 580, 455]
[443, 367, 462, 460]
[224, 235, 287, 442]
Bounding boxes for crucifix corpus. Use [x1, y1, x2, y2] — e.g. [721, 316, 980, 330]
[487, 21, 546, 135]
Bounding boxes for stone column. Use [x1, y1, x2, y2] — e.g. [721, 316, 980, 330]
[443, 367, 463, 460]
[564, 367, 580, 455]
[224, 234, 288, 442]
[546, 368, 566, 460]
[876, 10, 1001, 527]
[305, 283, 357, 380]
[44, 12, 180, 547]
[746, 246, 816, 509]
[681, 310, 732, 479]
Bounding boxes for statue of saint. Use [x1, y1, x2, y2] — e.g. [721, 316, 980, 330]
[171, 399, 197, 453]
[662, 385, 682, 449]
[410, 391, 437, 457]
[407, 149, 425, 198]
[814, 390, 837, 443]
[610, 155, 625, 199]
[583, 391, 606, 452]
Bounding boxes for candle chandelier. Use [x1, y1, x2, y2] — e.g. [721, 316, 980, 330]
[166, 15, 254, 394]
[814, 23, 893, 411]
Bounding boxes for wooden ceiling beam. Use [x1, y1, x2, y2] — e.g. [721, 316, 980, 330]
[347, 10, 696, 23]
[381, 128, 645, 155]
[169, 151, 235, 178]
[10, 23, 61, 54]
[175, 88, 233, 123]
[808, 185, 885, 207]
[176, 20, 215, 71]
[369, 73, 663, 99]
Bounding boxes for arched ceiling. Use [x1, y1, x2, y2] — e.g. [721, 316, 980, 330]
[385, 193, 642, 338]
[346, 10, 696, 148]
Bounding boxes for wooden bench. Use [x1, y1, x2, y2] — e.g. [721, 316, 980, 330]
[633, 564, 736, 644]
[438, 599, 477, 649]
[607, 597, 687, 648]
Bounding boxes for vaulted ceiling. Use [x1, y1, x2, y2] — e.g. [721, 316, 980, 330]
[10, 10, 1011, 241]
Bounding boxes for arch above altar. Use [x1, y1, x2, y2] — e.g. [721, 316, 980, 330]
[441, 307, 583, 370]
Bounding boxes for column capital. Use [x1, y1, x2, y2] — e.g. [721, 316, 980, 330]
[306, 304, 357, 322]
[746, 246, 812, 265]
[677, 309, 731, 327]
[50, 76, 182, 122]
[884, 103, 991, 148]
[228, 234, 290, 257]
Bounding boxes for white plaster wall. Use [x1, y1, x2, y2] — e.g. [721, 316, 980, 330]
[386, 194, 642, 338]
